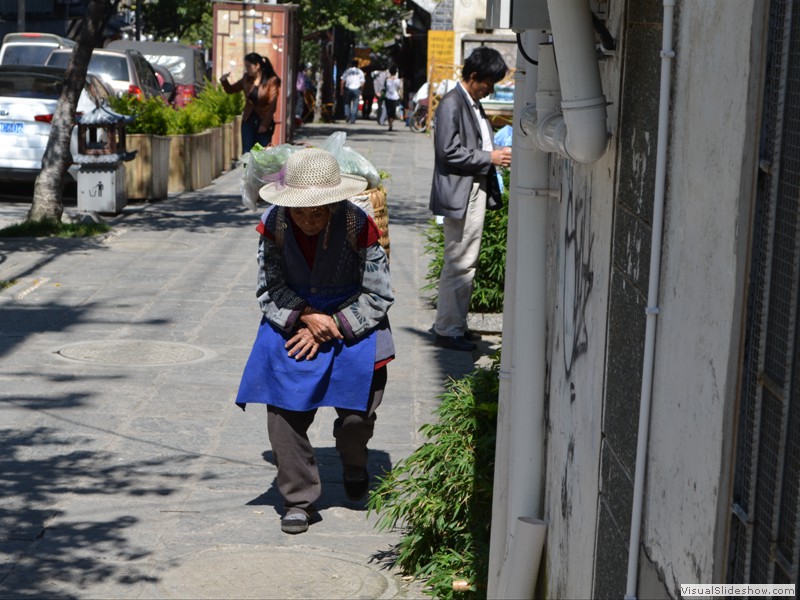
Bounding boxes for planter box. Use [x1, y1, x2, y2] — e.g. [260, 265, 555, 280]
[125, 134, 171, 200]
[222, 121, 235, 171]
[210, 126, 223, 177]
[168, 130, 213, 193]
[233, 115, 242, 160]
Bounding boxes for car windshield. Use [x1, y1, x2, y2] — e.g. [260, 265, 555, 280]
[0, 73, 62, 98]
[48, 52, 128, 81]
[145, 55, 188, 83]
[1, 45, 55, 65]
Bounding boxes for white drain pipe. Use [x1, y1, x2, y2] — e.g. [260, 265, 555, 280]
[488, 28, 551, 599]
[625, 1, 675, 598]
[486, 39, 527, 598]
[527, 0, 610, 163]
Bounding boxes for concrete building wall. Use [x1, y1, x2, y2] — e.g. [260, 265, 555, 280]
[642, 1, 764, 594]
[539, 4, 625, 598]
[535, 0, 764, 597]
[452, 0, 486, 63]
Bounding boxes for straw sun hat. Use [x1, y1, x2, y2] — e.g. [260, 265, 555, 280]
[258, 148, 368, 208]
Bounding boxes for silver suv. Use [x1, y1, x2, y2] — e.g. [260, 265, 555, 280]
[46, 47, 165, 102]
[0, 32, 76, 66]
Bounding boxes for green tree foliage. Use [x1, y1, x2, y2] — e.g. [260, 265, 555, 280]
[284, 0, 403, 51]
[139, 0, 402, 60]
[140, 0, 212, 44]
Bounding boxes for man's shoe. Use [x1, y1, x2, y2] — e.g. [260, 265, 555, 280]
[343, 469, 370, 501]
[434, 335, 477, 352]
[463, 329, 482, 342]
[280, 512, 309, 534]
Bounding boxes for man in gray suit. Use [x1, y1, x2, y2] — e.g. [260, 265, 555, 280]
[430, 47, 512, 351]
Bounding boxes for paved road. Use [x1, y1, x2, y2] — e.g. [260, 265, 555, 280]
[0, 119, 499, 598]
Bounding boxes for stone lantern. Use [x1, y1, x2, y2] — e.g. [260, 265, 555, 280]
[74, 101, 137, 214]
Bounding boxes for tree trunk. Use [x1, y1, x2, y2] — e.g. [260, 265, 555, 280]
[28, 0, 118, 222]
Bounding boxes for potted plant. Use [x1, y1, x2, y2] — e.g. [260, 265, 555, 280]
[109, 95, 173, 201]
[167, 100, 221, 192]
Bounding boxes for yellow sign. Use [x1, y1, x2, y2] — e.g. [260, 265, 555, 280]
[427, 30, 455, 79]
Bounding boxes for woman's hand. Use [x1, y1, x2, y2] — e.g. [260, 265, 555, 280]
[300, 309, 343, 343]
[285, 327, 321, 360]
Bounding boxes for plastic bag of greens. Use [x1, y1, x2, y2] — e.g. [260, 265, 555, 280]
[320, 131, 381, 189]
[241, 143, 299, 210]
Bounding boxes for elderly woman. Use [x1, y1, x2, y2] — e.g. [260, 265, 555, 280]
[235, 148, 395, 534]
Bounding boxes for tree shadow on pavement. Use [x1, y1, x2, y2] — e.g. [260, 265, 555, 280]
[0, 423, 193, 599]
[0, 301, 169, 364]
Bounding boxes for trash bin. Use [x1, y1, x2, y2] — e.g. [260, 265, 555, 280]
[73, 102, 136, 214]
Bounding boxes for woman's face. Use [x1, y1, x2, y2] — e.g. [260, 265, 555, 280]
[289, 206, 331, 236]
[244, 60, 260, 78]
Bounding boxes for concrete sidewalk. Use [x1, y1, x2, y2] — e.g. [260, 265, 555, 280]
[0, 119, 499, 599]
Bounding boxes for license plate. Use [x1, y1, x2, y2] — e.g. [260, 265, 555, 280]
[0, 122, 24, 134]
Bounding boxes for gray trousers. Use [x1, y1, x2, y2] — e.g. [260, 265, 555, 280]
[266, 366, 387, 516]
[434, 176, 487, 337]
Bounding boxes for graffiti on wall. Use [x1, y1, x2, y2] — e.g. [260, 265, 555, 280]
[562, 165, 595, 378]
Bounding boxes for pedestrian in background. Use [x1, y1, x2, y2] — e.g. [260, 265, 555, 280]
[373, 65, 389, 125]
[383, 66, 403, 132]
[339, 59, 365, 124]
[429, 47, 511, 352]
[235, 148, 395, 534]
[221, 52, 281, 152]
[361, 64, 376, 120]
[295, 62, 306, 121]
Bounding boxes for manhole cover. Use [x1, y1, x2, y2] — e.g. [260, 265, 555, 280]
[156, 547, 394, 599]
[56, 340, 211, 366]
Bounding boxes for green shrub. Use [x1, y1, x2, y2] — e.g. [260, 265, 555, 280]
[171, 100, 221, 134]
[109, 95, 175, 136]
[423, 168, 510, 313]
[194, 80, 243, 123]
[109, 84, 238, 136]
[368, 356, 499, 598]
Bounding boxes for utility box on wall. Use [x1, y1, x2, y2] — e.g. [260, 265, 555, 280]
[486, 0, 550, 30]
[212, 3, 300, 146]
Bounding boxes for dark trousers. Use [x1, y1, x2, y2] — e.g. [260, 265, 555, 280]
[266, 366, 387, 516]
[241, 113, 275, 153]
[343, 88, 361, 123]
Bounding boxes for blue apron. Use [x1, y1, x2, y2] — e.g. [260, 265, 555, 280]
[235, 318, 376, 412]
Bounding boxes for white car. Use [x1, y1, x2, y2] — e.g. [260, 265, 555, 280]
[0, 65, 114, 181]
[0, 32, 76, 66]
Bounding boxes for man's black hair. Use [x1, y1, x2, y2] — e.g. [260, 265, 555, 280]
[462, 47, 508, 84]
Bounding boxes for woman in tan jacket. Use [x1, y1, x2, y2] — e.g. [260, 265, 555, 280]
[221, 52, 281, 152]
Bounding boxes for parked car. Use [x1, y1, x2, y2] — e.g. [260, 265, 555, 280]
[151, 63, 176, 105]
[0, 32, 76, 66]
[0, 65, 115, 182]
[106, 40, 206, 106]
[46, 47, 166, 102]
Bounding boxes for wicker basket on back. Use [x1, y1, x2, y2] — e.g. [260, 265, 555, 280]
[351, 186, 390, 259]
